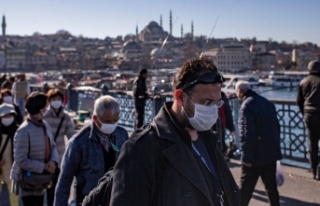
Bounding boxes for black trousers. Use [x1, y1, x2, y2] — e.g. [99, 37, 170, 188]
[240, 162, 280, 206]
[135, 105, 145, 130]
[304, 113, 320, 178]
[47, 169, 60, 206]
[22, 195, 44, 206]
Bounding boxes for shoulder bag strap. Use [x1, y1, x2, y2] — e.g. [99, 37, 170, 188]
[0, 135, 12, 160]
[54, 115, 65, 142]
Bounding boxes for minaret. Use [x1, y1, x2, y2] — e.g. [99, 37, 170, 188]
[169, 10, 172, 35]
[135, 25, 139, 41]
[160, 15, 163, 28]
[181, 24, 183, 39]
[2, 15, 6, 37]
[191, 20, 194, 40]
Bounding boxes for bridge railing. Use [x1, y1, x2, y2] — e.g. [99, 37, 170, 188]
[30, 85, 308, 163]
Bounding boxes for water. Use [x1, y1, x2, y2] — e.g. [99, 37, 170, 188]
[255, 86, 298, 100]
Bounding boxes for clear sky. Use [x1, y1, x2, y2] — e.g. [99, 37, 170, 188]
[2, 0, 320, 45]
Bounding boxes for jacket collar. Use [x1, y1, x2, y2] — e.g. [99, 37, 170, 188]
[152, 102, 217, 205]
[243, 89, 257, 101]
[48, 106, 64, 118]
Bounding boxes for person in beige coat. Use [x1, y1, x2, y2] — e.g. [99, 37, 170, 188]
[43, 88, 75, 206]
[11, 92, 59, 206]
[0, 103, 19, 206]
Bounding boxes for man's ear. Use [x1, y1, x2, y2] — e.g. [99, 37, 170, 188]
[92, 115, 98, 124]
[174, 89, 184, 107]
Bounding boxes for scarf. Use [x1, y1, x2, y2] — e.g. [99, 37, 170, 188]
[93, 123, 110, 152]
[27, 116, 51, 162]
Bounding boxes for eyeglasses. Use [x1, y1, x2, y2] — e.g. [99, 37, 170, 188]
[186, 93, 225, 108]
[183, 72, 225, 91]
[203, 99, 224, 108]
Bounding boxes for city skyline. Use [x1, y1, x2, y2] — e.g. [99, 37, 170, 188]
[2, 0, 320, 45]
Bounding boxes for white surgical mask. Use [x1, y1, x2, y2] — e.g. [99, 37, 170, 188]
[1, 117, 14, 126]
[3, 96, 13, 104]
[98, 118, 118, 134]
[183, 101, 219, 132]
[51, 100, 62, 109]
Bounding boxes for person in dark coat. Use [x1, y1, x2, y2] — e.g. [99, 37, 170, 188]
[218, 91, 236, 153]
[110, 58, 240, 206]
[133, 68, 150, 129]
[297, 60, 320, 180]
[0, 89, 23, 125]
[235, 81, 282, 206]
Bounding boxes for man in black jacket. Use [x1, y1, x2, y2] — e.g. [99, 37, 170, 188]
[235, 81, 282, 206]
[297, 60, 320, 180]
[133, 68, 149, 129]
[110, 58, 239, 206]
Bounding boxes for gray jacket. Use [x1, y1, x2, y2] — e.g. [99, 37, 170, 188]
[54, 123, 128, 206]
[10, 120, 59, 197]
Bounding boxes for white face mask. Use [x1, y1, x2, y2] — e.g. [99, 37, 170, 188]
[51, 100, 62, 109]
[98, 118, 118, 134]
[1, 117, 14, 126]
[3, 96, 13, 104]
[183, 100, 219, 132]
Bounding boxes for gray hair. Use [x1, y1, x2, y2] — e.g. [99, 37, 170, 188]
[93, 95, 120, 117]
[235, 81, 251, 92]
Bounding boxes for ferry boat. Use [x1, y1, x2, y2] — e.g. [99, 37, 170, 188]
[259, 71, 308, 87]
[223, 74, 260, 90]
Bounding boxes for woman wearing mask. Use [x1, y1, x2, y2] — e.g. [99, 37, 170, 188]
[0, 104, 19, 206]
[0, 89, 23, 124]
[43, 88, 76, 206]
[11, 92, 59, 206]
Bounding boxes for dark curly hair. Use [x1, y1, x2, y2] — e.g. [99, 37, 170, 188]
[172, 58, 218, 93]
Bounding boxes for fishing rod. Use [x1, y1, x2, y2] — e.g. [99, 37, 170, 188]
[199, 15, 220, 58]
[151, 17, 179, 69]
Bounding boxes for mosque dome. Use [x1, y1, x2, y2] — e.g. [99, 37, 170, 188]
[122, 40, 142, 51]
[146, 21, 162, 30]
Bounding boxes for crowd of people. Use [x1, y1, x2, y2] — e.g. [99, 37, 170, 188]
[0, 58, 318, 206]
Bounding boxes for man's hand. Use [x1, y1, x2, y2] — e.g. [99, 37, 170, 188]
[45, 161, 56, 174]
[231, 131, 235, 136]
[0, 160, 5, 167]
[242, 162, 252, 168]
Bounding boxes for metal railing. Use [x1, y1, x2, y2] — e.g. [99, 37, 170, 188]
[30, 85, 309, 163]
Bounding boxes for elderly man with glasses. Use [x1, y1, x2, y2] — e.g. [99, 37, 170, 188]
[110, 58, 240, 206]
[54, 95, 129, 206]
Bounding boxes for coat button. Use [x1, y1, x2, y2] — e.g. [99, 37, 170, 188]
[184, 192, 191, 198]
